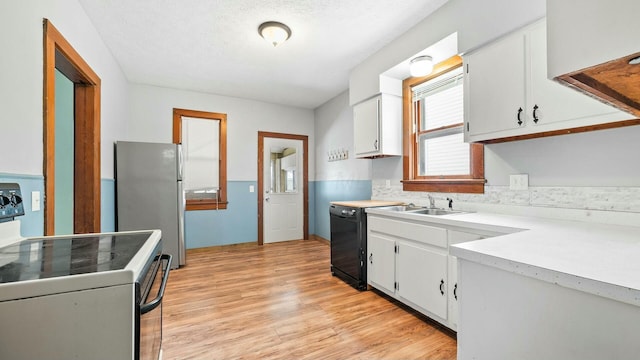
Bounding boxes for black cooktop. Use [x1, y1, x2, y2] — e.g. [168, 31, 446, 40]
[0, 232, 153, 284]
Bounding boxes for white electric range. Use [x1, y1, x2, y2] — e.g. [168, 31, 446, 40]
[0, 183, 171, 360]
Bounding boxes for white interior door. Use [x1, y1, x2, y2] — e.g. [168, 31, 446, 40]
[263, 137, 303, 243]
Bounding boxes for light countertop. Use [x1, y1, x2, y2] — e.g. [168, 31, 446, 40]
[365, 207, 640, 306]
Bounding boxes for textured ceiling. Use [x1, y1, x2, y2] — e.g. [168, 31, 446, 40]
[78, 0, 449, 109]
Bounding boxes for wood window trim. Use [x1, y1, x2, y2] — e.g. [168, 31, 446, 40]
[172, 108, 228, 210]
[402, 55, 486, 194]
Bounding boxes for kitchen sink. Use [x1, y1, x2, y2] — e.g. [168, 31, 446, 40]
[406, 208, 467, 216]
[375, 205, 469, 216]
[374, 205, 425, 212]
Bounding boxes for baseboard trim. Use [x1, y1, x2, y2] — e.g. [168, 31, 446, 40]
[309, 234, 330, 244]
[187, 241, 256, 253]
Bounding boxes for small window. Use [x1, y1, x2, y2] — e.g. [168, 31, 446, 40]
[182, 117, 220, 198]
[402, 56, 485, 193]
[173, 108, 228, 210]
[414, 67, 468, 176]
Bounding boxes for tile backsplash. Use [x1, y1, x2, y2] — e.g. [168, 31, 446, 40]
[371, 179, 640, 214]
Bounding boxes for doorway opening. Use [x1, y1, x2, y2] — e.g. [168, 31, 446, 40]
[43, 19, 101, 235]
[257, 132, 309, 245]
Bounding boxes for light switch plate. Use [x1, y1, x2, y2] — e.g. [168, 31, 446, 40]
[249, 185, 255, 193]
[509, 174, 529, 190]
[31, 191, 41, 211]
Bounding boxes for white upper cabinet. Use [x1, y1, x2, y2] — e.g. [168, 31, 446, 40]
[463, 28, 527, 137]
[353, 94, 401, 158]
[547, 0, 640, 117]
[464, 19, 629, 143]
[546, 0, 640, 79]
[527, 21, 629, 129]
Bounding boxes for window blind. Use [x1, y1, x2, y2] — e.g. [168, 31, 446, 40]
[420, 131, 469, 176]
[414, 67, 464, 131]
[181, 117, 220, 192]
[413, 66, 468, 176]
[412, 67, 463, 101]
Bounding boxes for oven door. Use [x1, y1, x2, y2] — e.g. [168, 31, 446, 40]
[138, 254, 172, 360]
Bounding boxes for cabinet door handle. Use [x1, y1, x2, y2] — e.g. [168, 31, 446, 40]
[373, 139, 378, 150]
[516, 107, 523, 126]
[439, 279, 445, 296]
[532, 104, 540, 124]
[369, 253, 373, 264]
[453, 283, 458, 300]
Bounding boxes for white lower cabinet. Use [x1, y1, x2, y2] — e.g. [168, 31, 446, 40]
[367, 215, 449, 326]
[447, 230, 487, 330]
[367, 213, 496, 331]
[367, 233, 396, 294]
[448, 255, 459, 329]
[397, 241, 448, 319]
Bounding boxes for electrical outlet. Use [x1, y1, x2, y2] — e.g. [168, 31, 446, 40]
[385, 179, 391, 189]
[509, 174, 529, 190]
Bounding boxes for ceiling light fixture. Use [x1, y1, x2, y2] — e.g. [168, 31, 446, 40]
[410, 55, 434, 77]
[258, 21, 292, 47]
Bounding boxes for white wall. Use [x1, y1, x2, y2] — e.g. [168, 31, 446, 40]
[485, 125, 640, 187]
[0, 0, 129, 179]
[127, 84, 315, 181]
[349, 0, 545, 104]
[314, 91, 371, 181]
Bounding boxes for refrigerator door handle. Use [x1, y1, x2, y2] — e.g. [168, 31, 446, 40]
[177, 180, 186, 266]
[177, 144, 184, 181]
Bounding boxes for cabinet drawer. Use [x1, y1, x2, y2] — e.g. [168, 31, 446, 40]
[368, 216, 447, 248]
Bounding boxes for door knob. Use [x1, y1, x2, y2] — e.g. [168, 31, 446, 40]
[265, 197, 270, 202]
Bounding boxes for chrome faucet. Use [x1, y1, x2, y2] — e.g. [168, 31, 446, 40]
[428, 195, 435, 209]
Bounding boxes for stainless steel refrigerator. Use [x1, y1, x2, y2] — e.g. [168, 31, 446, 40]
[115, 141, 185, 269]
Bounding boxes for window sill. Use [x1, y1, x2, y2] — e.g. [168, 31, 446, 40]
[185, 200, 228, 211]
[401, 179, 486, 194]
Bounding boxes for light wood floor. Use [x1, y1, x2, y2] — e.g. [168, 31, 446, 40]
[162, 239, 457, 359]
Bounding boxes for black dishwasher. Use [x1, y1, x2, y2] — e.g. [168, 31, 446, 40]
[330, 204, 367, 290]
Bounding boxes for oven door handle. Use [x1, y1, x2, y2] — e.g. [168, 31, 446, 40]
[140, 254, 172, 315]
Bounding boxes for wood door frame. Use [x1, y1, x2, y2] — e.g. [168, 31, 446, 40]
[44, 19, 101, 235]
[257, 132, 308, 245]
